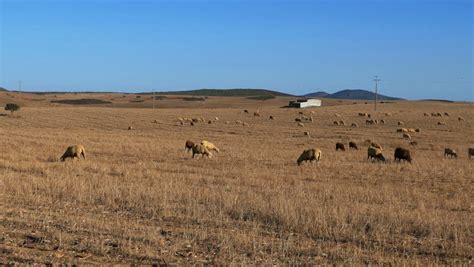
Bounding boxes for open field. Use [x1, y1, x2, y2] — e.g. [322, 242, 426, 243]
[1, 93, 473, 265]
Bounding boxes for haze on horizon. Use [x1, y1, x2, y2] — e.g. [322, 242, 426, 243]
[0, 0, 472, 101]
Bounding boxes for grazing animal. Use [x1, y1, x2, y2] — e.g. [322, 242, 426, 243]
[303, 131, 311, 137]
[384, 112, 392, 116]
[349, 141, 358, 150]
[242, 122, 249, 126]
[424, 113, 429, 116]
[367, 114, 372, 118]
[409, 141, 418, 146]
[358, 113, 368, 117]
[253, 112, 260, 117]
[334, 121, 340, 125]
[224, 121, 230, 124]
[397, 128, 408, 133]
[60, 145, 86, 161]
[128, 126, 134, 130]
[380, 119, 385, 124]
[407, 128, 416, 133]
[336, 143, 346, 151]
[235, 120, 243, 124]
[297, 148, 322, 165]
[201, 140, 220, 153]
[244, 109, 249, 113]
[269, 116, 274, 120]
[394, 147, 412, 163]
[185, 140, 195, 152]
[458, 116, 464, 121]
[403, 133, 411, 140]
[190, 122, 195, 126]
[334, 113, 342, 118]
[297, 122, 305, 127]
[469, 148, 474, 159]
[444, 112, 449, 116]
[351, 123, 358, 127]
[371, 142, 383, 150]
[367, 146, 385, 162]
[153, 119, 158, 123]
[415, 128, 421, 132]
[192, 144, 212, 158]
[208, 120, 213, 124]
[438, 121, 446, 125]
[339, 120, 346, 126]
[444, 148, 457, 158]
[295, 118, 302, 122]
[398, 121, 404, 126]
[366, 119, 375, 125]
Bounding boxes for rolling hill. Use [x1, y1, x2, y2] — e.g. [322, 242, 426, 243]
[304, 89, 403, 100]
[154, 88, 293, 97]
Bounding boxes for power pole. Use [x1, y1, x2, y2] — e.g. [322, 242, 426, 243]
[18, 80, 22, 98]
[152, 89, 155, 109]
[373, 76, 380, 111]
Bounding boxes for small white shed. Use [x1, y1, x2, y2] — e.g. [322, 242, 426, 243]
[289, 98, 321, 108]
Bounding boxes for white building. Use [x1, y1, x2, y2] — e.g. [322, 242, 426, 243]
[289, 98, 321, 108]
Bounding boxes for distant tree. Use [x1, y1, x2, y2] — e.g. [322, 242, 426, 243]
[5, 103, 20, 114]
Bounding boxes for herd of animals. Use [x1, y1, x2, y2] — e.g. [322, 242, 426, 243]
[59, 109, 474, 165]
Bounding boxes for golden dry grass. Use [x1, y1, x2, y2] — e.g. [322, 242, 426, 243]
[1, 96, 473, 265]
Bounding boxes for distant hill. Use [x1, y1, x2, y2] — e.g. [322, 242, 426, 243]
[304, 89, 403, 100]
[155, 88, 293, 97]
[304, 91, 329, 97]
[0, 87, 8, 92]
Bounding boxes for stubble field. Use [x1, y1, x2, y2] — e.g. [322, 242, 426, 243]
[1, 96, 473, 265]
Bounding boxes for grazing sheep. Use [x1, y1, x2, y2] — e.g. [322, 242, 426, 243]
[242, 122, 249, 126]
[309, 116, 314, 122]
[201, 140, 220, 153]
[269, 116, 274, 120]
[190, 122, 195, 126]
[358, 113, 368, 117]
[403, 133, 411, 140]
[244, 109, 249, 113]
[371, 142, 383, 150]
[380, 119, 385, 124]
[208, 120, 213, 124]
[334, 121, 340, 125]
[303, 131, 311, 137]
[394, 147, 412, 163]
[235, 120, 243, 124]
[224, 121, 230, 124]
[349, 141, 358, 150]
[409, 141, 418, 146]
[334, 113, 342, 118]
[444, 148, 457, 158]
[214, 117, 219, 121]
[60, 145, 86, 161]
[367, 146, 385, 162]
[339, 120, 346, 126]
[398, 121, 404, 126]
[415, 128, 421, 132]
[153, 119, 158, 124]
[295, 118, 302, 122]
[351, 123, 358, 127]
[437, 121, 446, 125]
[185, 140, 195, 152]
[366, 119, 375, 125]
[444, 112, 449, 116]
[299, 111, 304, 115]
[407, 128, 416, 133]
[297, 122, 305, 127]
[192, 144, 212, 158]
[253, 111, 260, 117]
[128, 126, 134, 130]
[336, 142, 346, 151]
[469, 148, 474, 159]
[367, 114, 372, 118]
[397, 128, 408, 133]
[297, 148, 322, 165]
[437, 112, 442, 117]
[424, 113, 429, 116]
[458, 116, 464, 121]
[384, 112, 392, 116]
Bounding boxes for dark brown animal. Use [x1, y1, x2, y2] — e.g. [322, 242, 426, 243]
[185, 140, 195, 152]
[469, 148, 474, 159]
[269, 116, 274, 120]
[349, 141, 358, 150]
[409, 141, 418, 146]
[336, 142, 345, 151]
[444, 148, 457, 158]
[394, 147, 412, 163]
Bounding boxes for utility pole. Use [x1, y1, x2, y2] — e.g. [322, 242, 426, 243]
[152, 89, 155, 109]
[18, 80, 22, 98]
[373, 76, 380, 111]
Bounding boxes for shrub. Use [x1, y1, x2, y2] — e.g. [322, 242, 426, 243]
[5, 103, 20, 114]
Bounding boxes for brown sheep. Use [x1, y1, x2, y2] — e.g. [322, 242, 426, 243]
[336, 143, 346, 151]
[367, 146, 385, 162]
[469, 148, 474, 159]
[334, 121, 340, 125]
[269, 116, 274, 120]
[444, 112, 449, 116]
[371, 142, 383, 150]
[424, 113, 429, 116]
[415, 128, 421, 132]
[349, 141, 358, 150]
[208, 120, 213, 124]
[351, 123, 358, 127]
[244, 109, 249, 113]
[297, 122, 305, 127]
[398, 121, 404, 126]
[444, 148, 457, 158]
[253, 111, 260, 117]
[380, 119, 385, 124]
[303, 131, 311, 137]
[60, 145, 86, 161]
[153, 119, 158, 124]
[339, 120, 346, 126]
[295, 118, 302, 122]
[437, 121, 446, 125]
[458, 116, 464, 121]
[128, 126, 134, 130]
[297, 148, 322, 165]
[403, 133, 411, 140]
[185, 140, 195, 152]
[409, 141, 418, 146]
[397, 128, 408, 133]
[192, 144, 212, 158]
[334, 113, 342, 118]
[394, 147, 412, 163]
[358, 113, 368, 117]
[190, 122, 195, 126]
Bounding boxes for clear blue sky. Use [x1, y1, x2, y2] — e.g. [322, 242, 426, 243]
[0, 0, 472, 101]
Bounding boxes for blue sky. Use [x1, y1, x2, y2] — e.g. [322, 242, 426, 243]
[0, 0, 472, 100]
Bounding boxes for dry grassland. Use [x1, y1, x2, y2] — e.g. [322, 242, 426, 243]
[1, 98, 473, 265]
